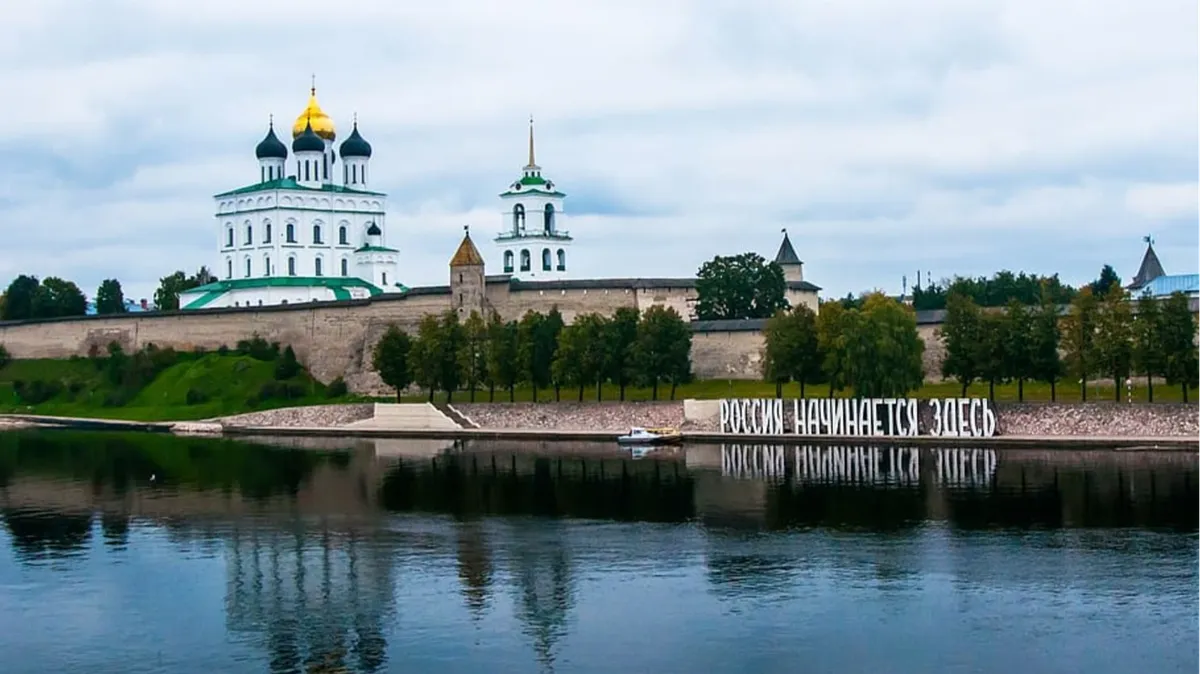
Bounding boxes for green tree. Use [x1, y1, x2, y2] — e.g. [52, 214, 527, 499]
[542, 307, 565, 400]
[843, 293, 924, 398]
[1061, 287, 1099, 401]
[1159, 292, 1199, 403]
[95, 279, 127, 315]
[517, 311, 549, 401]
[1029, 290, 1064, 401]
[816, 301, 851, 397]
[1, 275, 39, 320]
[634, 305, 692, 400]
[939, 293, 984, 396]
[1132, 292, 1163, 402]
[1089, 264, 1122, 297]
[552, 324, 585, 401]
[1094, 285, 1134, 401]
[371, 324, 413, 402]
[1002, 300, 1035, 401]
[761, 304, 821, 398]
[411, 314, 444, 402]
[485, 314, 520, 402]
[604, 307, 640, 400]
[977, 312, 1009, 401]
[457, 311, 488, 402]
[695, 252, 790, 320]
[154, 267, 216, 312]
[438, 310, 466, 402]
[0, 343, 10, 370]
[574, 313, 612, 401]
[274, 345, 301, 380]
[32, 277, 87, 318]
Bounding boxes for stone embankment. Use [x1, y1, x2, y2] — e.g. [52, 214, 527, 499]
[214, 403, 374, 428]
[995, 402, 1197, 437]
[454, 402, 685, 432]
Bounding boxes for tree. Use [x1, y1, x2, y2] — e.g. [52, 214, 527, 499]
[31, 277, 87, 318]
[1061, 287, 1099, 401]
[843, 293, 924, 398]
[574, 313, 612, 401]
[1132, 291, 1163, 402]
[95, 279, 127, 315]
[411, 314, 444, 402]
[517, 311, 549, 402]
[1094, 285, 1134, 401]
[274, 345, 301, 380]
[761, 305, 821, 397]
[154, 267, 216, 312]
[457, 311, 488, 402]
[695, 252, 790, 320]
[1001, 300, 1035, 401]
[634, 305, 692, 400]
[552, 323, 585, 400]
[1089, 264, 1122, 297]
[485, 314, 520, 402]
[976, 312, 1009, 400]
[1159, 292, 1199, 403]
[542, 307, 565, 400]
[438, 310, 465, 402]
[939, 293, 984, 396]
[0, 343, 10, 370]
[371, 324, 413, 402]
[1029, 290, 1064, 401]
[1, 275, 39, 320]
[604, 307, 640, 401]
[816, 301, 851, 397]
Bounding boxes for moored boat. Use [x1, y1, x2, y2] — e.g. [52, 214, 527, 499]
[616, 426, 682, 446]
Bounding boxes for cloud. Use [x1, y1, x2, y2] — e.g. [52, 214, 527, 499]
[0, 0, 1196, 303]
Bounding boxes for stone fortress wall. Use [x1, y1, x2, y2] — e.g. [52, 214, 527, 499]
[0, 277, 946, 395]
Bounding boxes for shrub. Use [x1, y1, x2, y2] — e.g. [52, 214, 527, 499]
[274, 345, 301, 380]
[185, 387, 210, 405]
[326, 377, 348, 398]
[217, 345, 230, 356]
[0, 343, 9, 370]
[236, 334, 279, 361]
[257, 381, 306, 403]
[13, 379, 64, 405]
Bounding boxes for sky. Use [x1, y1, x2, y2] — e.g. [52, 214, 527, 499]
[0, 0, 1196, 303]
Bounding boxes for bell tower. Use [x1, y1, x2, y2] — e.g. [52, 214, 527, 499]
[450, 226, 486, 319]
[495, 117, 571, 280]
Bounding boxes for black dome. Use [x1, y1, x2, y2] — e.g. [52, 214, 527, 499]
[292, 119, 326, 153]
[339, 123, 372, 158]
[366, 222, 382, 236]
[255, 124, 288, 159]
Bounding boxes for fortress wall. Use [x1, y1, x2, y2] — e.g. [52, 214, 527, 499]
[488, 285, 638, 322]
[691, 329, 765, 379]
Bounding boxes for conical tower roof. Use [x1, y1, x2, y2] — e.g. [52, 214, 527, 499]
[1128, 237, 1165, 290]
[450, 227, 485, 267]
[774, 229, 801, 265]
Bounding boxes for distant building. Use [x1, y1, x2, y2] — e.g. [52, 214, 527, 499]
[1126, 237, 1199, 299]
[85, 298, 150, 315]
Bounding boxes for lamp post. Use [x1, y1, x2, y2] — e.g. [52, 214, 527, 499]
[1126, 378, 1133, 404]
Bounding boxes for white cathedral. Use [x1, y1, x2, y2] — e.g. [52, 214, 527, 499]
[180, 87, 572, 311]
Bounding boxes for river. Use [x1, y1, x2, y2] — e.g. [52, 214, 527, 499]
[0, 431, 1195, 673]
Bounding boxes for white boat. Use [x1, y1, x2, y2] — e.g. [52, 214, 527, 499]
[616, 426, 682, 446]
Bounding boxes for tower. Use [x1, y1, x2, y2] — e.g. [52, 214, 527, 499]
[339, 116, 372, 189]
[495, 118, 571, 280]
[450, 226, 486, 319]
[292, 119, 326, 188]
[255, 117, 287, 182]
[291, 82, 337, 185]
[774, 228, 804, 283]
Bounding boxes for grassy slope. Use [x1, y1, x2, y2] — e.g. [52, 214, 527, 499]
[0, 354, 349, 421]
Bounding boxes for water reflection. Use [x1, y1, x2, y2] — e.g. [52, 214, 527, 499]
[0, 430, 1194, 674]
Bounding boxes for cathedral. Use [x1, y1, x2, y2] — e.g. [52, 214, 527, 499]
[180, 87, 572, 310]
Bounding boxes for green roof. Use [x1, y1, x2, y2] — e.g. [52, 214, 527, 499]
[180, 276, 386, 309]
[215, 178, 386, 198]
[355, 244, 399, 253]
[519, 175, 547, 185]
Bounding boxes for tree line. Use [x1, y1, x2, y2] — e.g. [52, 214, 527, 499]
[940, 287, 1198, 402]
[0, 267, 216, 320]
[371, 305, 693, 402]
[762, 293, 926, 399]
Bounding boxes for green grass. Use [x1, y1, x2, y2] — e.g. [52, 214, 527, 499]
[402, 378, 1197, 404]
[0, 354, 359, 422]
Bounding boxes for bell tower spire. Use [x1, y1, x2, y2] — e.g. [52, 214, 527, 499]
[527, 115, 536, 168]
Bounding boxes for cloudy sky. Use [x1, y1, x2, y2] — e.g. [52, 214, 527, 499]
[1, 0, 1196, 302]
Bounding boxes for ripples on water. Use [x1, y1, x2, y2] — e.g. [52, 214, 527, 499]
[0, 431, 1195, 673]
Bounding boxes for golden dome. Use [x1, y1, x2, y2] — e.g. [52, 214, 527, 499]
[292, 87, 336, 141]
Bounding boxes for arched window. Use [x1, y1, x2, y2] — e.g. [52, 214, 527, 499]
[286, 223, 296, 243]
[226, 257, 233, 279]
[520, 249, 531, 272]
[264, 255, 271, 276]
[244, 224, 252, 245]
[315, 256, 323, 277]
[244, 256, 252, 277]
[225, 227, 233, 248]
[312, 224, 323, 244]
[340, 257, 349, 276]
[557, 249, 566, 271]
[382, 272, 388, 286]
[544, 204, 555, 233]
[513, 204, 525, 232]
[503, 250, 514, 273]
[287, 256, 296, 276]
[338, 225, 348, 245]
[263, 222, 272, 243]
[542, 248, 551, 271]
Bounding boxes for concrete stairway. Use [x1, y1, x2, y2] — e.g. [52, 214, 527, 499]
[344, 403, 463, 431]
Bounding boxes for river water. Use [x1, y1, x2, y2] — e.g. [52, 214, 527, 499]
[0, 431, 1195, 674]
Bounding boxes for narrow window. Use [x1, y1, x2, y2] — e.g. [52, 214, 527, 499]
[264, 223, 272, 243]
[245, 225, 252, 245]
[520, 249, 531, 271]
[226, 259, 233, 279]
[313, 225, 322, 244]
[286, 224, 295, 243]
[226, 228, 233, 248]
[288, 257, 296, 276]
[503, 250, 514, 273]
[264, 255, 271, 276]
[341, 258, 348, 276]
[513, 204, 525, 232]
[542, 248, 551, 271]
[382, 272, 388, 286]
[557, 249, 566, 271]
[339, 226, 348, 245]
[245, 257, 251, 277]
[544, 204, 555, 233]
[315, 257, 323, 277]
